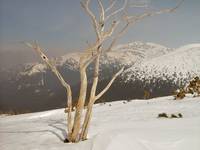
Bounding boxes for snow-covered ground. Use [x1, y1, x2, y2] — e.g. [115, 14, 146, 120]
[1, 96, 200, 150]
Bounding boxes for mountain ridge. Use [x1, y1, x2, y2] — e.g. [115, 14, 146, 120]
[0, 41, 200, 112]
[124, 43, 200, 84]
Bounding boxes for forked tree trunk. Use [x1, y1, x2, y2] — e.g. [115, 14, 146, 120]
[80, 55, 100, 140]
[80, 66, 124, 140]
[25, 0, 183, 143]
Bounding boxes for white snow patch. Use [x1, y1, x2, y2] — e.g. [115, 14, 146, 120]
[1, 96, 200, 150]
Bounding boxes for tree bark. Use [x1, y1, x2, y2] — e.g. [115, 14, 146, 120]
[80, 55, 100, 140]
[71, 68, 88, 142]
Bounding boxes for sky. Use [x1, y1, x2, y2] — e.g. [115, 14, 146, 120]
[0, 0, 200, 67]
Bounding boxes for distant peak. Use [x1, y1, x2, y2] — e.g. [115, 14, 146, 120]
[176, 43, 200, 51]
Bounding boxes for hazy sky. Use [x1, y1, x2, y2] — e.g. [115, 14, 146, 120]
[0, 0, 200, 66]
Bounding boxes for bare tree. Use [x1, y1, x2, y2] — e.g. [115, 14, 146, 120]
[25, 0, 183, 143]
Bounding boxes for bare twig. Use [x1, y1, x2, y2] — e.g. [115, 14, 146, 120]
[105, 0, 128, 21]
[103, 20, 120, 38]
[81, 0, 100, 39]
[106, 21, 130, 52]
[106, 0, 184, 52]
[105, 0, 117, 13]
[126, 0, 184, 23]
[97, 0, 105, 24]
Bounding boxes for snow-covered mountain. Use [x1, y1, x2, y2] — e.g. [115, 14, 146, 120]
[1, 96, 200, 150]
[0, 42, 200, 113]
[124, 43, 200, 84]
[20, 41, 172, 76]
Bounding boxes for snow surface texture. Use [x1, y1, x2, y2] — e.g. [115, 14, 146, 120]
[124, 43, 200, 85]
[1, 96, 200, 150]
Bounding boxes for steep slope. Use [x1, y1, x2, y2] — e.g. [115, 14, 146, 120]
[1, 96, 200, 150]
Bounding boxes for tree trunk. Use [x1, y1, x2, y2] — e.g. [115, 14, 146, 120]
[80, 99, 95, 140]
[66, 89, 73, 141]
[80, 55, 100, 140]
[71, 68, 88, 142]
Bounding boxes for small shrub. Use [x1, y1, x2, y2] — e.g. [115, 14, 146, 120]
[157, 113, 183, 119]
[174, 88, 186, 100]
[157, 113, 168, 118]
[144, 90, 150, 99]
[174, 76, 200, 100]
[170, 114, 178, 118]
[170, 113, 183, 118]
[178, 113, 183, 118]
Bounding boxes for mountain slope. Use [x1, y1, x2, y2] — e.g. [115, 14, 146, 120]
[20, 41, 172, 76]
[1, 96, 200, 150]
[124, 43, 200, 84]
[1, 42, 200, 113]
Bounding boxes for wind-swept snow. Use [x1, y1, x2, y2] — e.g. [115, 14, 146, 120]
[1, 96, 200, 150]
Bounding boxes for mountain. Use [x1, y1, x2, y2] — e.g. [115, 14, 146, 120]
[20, 41, 172, 76]
[1, 96, 200, 150]
[124, 43, 200, 83]
[119, 43, 200, 99]
[0, 42, 199, 113]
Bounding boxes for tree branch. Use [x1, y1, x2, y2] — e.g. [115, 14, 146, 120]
[129, 1, 148, 8]
[105, 0, 127, 21]
[81, 39, 102, 68]
[97, 0, 105, 24]
[24, 42, 73, 136]
[106, 0, 184, 52]
[103, 20, 120, 38]
[81, 0, 101, 39]
[106, 21, 130, 52]
[95, 67, 124, 101]
[126, 0, 184, 23]
[105, 0, 117, 13]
